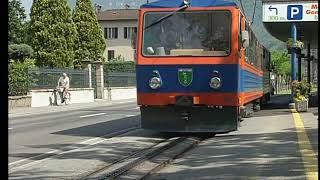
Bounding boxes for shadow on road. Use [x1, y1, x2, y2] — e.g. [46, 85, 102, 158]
[9, 115, 174, 161]
[10, 127, 318, 179]
[9, 94, 318, 179]
[52, 116, 141, 137]
[256, 94, 318, 117]
[151, 127, 318, 179]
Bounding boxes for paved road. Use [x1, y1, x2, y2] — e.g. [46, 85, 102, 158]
[9, 100, 140, 164]
[8, 95, 318, 179]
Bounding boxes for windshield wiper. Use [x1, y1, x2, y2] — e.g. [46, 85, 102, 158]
[144, 5, 189, 30]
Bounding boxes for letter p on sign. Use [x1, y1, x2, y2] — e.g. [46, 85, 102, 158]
[287, 5, 303, 20]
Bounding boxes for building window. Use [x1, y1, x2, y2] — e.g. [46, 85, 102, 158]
[108, 50, 115, 60]
[104, 27, 118, 39]
[124, 27, 137, 39]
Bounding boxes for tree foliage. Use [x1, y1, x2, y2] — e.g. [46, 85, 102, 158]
[8, 0, 27, 44]
[30, 0, 77, 68]
[22, 20, 33, 45]
[72, 0, 106, 68]
[104, 61, 135, 73]
[8, 60, 36, 96]
[271, 51, 291, 76]
[9, 44, 34, 61]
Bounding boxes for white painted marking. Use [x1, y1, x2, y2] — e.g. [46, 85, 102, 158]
[9, 149, 59, 166]
[8, 128, 12, 130]
[125, 115, 136, 117]
[9, 126, 139, 171]
[118, 100, 135, 104]
[80, 113, 105, 118]
[9, 134, 105, 166]
[79, 137, 102, 145]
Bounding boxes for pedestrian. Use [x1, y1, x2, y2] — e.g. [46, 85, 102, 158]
[57, 73, 70, 102]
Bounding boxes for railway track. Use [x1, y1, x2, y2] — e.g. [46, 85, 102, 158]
[80, 135, 211, 180]
[10, 125, 214, 180]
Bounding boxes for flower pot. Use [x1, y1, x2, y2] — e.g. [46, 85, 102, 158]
[295, 99, 308, 112]
[287, 47, 302, 54]
[296, 48, 301, 54]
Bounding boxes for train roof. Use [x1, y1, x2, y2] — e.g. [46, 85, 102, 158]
[140, 0, 237, 8]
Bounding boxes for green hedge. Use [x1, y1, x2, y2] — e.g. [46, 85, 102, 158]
[104, 61, 135, 73]
[8, 44, 33, 61]
[8, 60, 35, 96]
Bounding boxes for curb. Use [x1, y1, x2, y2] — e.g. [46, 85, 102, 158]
[8, 99, 137, 118]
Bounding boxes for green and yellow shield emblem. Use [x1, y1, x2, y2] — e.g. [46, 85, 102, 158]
[178, 68, 193, 87]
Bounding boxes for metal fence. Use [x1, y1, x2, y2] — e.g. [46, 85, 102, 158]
[104, 72, 136, 87]
[28, 67, 90, 89]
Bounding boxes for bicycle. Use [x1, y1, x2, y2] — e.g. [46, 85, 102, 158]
[52, 87, 71, 106]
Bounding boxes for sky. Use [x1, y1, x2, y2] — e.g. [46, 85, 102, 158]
[20, 0, 32, 17]
[18, 0, 285, 50]
[19, 0, 152, 19]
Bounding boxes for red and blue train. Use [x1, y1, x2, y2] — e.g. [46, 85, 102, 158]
[135, 0, 272, 133]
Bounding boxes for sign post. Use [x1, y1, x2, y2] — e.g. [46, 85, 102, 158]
[291, 23, 297, 102]
[263, 2, 318, 22]
[262, 1, 317, 104]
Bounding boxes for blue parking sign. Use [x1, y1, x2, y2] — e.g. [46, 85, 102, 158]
[287, 5, 303, 20]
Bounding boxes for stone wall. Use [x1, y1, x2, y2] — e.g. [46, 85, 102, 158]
[8, 96, 32, 109]
[28, 88, 94, 107]
[104, 87, 136, 101]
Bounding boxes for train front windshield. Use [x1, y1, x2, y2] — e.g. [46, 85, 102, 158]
[142, 10, 232, 57]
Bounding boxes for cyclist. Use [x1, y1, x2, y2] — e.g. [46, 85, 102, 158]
[57, 73, 70, 103]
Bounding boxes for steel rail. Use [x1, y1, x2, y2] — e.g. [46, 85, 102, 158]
[82, 137, 186, 180]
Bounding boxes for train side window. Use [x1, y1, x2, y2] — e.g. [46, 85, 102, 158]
[247, 30, 251, 63]
[244, 22, 250, 63]
[252, 38, 257, 66]
[256, 42, 262, 70]
[238, 14, 242, 52]
[252, 36, 257, 67]
[262, 48, 265, 70]
[247, 27, 258, 67]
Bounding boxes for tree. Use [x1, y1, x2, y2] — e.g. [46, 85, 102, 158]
[72, 0, 106, 68]
[22, 20, 33, 45]
[30, 0, 78, 68]
[271, 51, 292, 92]
[271, 51, 290, 76]
[8, 0, 27, 44]
[9, 44, 34, 62]
[8, 60, 36, 96]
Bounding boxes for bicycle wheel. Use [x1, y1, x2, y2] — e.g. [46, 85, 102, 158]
[56, 92, 63, 106]
[64, 92, 71, 105]
[50, 92, 55, 105]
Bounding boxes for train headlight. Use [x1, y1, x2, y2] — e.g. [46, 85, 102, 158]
[149, 77, 162, 89]
[209, 77, 222, 89]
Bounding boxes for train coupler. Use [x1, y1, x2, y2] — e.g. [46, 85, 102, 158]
[181, 111, 190, 121]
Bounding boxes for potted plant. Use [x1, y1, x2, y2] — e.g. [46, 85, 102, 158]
[292, 80, 311, 112]
[286, 38, 304, 54]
